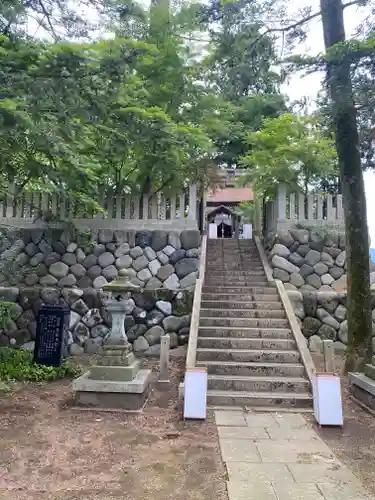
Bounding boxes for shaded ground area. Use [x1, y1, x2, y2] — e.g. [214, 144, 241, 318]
[0, 359, 228, 500]
[309, 353, 375, 497]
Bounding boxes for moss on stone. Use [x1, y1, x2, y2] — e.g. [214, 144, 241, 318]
[172, 291, 194, 316]
[152, 289, 175, 302]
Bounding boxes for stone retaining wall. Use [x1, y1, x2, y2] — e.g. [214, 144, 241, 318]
[0, 286, 193, 357]
[0, 226, 200, 356]
[288, 290, 375, 355]
[265, 227, 375, 293]
[0, 227, 200, 290]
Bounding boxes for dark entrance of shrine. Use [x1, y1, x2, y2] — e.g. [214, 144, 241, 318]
[217, 222, 233, 238]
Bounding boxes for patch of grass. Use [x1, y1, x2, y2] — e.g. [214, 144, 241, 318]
[0, 347, 81, 382]
[0, 302, 15, 330]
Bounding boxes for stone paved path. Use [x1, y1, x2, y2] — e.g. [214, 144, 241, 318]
[215, 410, 374, 500]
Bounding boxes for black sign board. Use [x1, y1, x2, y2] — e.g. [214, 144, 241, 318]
[34, 304, 70, 367]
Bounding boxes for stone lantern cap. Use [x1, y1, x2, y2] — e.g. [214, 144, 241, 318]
[102, 269, 141, 293]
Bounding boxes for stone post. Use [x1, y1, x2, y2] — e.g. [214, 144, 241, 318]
[254, 196, 262, 236]
[188, 183, 197, 221]
[159, 335, 170, 383]
[323, 340, 335, 373]
[277, 183, 287, 222]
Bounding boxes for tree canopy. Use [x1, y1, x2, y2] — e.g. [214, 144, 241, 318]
[0, 0, 291, 211]
[242, 113, 337, 197]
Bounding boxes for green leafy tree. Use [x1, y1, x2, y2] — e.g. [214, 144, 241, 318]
[242, 113, 337, 199]
[191, 0, 287, 168]
[0, 0, 216, 211]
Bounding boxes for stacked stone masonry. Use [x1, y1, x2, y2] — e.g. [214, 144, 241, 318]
[288, 289, 375, 356]
[0, 286, 193, 357]
[265, 227, 375, 355]
[0, 227, 199, 356]
[265, 227, 375, 293]
[0, 227, 200, 290]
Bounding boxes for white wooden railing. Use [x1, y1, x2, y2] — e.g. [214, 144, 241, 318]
[0, 184, 198, 230]
[264, 184, 345, 234]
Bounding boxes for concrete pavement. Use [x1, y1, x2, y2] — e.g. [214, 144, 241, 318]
[215, 410, 373, 500]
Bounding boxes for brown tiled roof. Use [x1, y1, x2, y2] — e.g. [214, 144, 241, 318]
[206, 187, 254, 203]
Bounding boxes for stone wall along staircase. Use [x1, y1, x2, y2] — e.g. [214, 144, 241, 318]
[197, 239, 312, 409]
[349, 358, 375, 411]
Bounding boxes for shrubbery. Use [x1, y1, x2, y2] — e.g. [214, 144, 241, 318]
[0, 347, 81, 382]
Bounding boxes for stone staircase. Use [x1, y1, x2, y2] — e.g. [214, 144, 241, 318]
[197, 238, 312, 409]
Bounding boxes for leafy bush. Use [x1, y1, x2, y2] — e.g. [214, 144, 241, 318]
[0, 302, 15, 330]
[0, 347, 81, 382]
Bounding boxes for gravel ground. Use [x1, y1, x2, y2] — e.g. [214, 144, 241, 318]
[0, 358, 228, 500]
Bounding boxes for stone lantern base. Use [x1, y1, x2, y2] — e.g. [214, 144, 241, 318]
[72, 345, 152, 411]
[72, 368, 152, 412]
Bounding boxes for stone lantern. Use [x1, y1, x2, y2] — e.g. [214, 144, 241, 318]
[72, 270, 152, 411]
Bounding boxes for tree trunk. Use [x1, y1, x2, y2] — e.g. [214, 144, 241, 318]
[320, 0, 372, 371]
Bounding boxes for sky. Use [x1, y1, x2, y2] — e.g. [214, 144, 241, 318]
[283, 0, 375, 247]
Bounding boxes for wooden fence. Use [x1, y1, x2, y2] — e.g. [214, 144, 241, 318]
[0, 184, 199, 230]
[264, 184, 345, 234]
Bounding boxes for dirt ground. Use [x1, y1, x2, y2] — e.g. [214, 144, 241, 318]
[2, 352, 375, 500]
[0, 358, 228, 500]
[309, 352, 375, 497]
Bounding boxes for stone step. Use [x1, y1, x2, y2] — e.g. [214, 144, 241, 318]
[206, 261, 263, 266]
[205, 280, 270, 287]
[207, 253, 260, 256]
[208, 244, 257, 248]
[206, 265, 263, 268]
[205, 268, 264, 272]
[198, 336, 297, 350]
[198, 326, 293, 339]
[200, 308, 286, 319]
[206, 390, 312, 408]
[206, 255, 261, 258]
[196, 348, 301, 363]
[206, 251, 260, 254]
[196, 360, 305, 377]
[201, 301, 283, 310]
[205, 271, 266, 276]
[206, 251, 260, 255]
[206, 261, 263, 265]
[199, 317, 289, 328]
[202, 293, 280, 302]
[206, 260, 262, 264]
[208, 240, 256, 244]
[205, 277, 267, 282]
[206, 254, 260, 257]
[204, 270, 266, 276]
[364, 364, 375, 380]
[203, 285, 276, 294]
[205, 277, 267, 283]
[207, 247, 258, 250]
[207, 374, 309, 393]
[206, 270, 265, 278]
[205, 271, 265, 276]
[207, 248, 259, 251]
